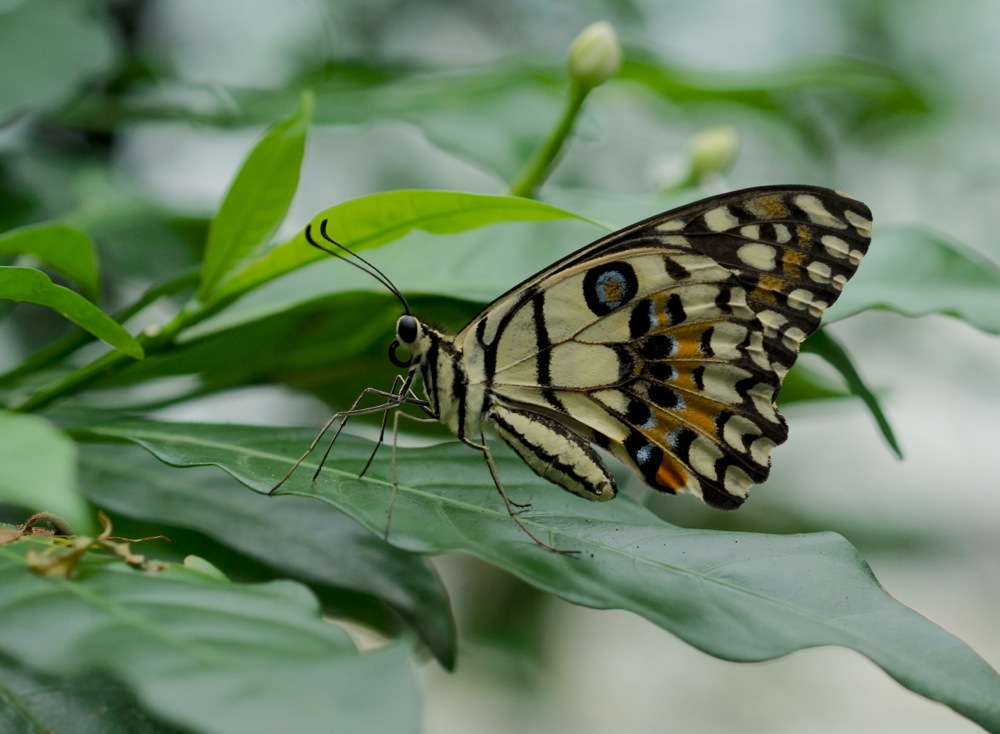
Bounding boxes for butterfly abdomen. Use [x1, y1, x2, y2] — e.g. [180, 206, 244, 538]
[487, 404, 617, 501]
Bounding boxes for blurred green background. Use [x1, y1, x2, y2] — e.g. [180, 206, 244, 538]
[1, 1, 998, 732]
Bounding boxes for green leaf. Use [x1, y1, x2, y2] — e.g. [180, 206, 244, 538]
[0, 224, 100, 302]
[78, 442, 456, 668]
[0, 411, 91, 533]
[0, 534, 421, 734]
[803, 329, 903, 458]
[198, 93, 313, 301]
[825, 226, 1000, 334]
[0, 0, 117, 121]
[620, 54, 928, 119]
[212, 191, 596, 304]
[0, 660, 179, 734]
[73, 418, 1000, 733]
[0, 267, 143, 359]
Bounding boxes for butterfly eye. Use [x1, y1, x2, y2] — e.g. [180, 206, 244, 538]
[397, 315, 418, 344]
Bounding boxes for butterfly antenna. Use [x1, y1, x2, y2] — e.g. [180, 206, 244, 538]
[304, 220, 411, 315]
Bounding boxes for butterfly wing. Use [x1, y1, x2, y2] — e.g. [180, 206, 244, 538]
[459, 186, 872, 508]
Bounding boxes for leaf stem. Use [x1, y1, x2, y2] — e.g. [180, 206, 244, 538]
[508, 80, 590, 199]
[803, 328, 903, 458]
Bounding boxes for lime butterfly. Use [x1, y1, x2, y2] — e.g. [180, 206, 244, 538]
[273, 185, 872, 552]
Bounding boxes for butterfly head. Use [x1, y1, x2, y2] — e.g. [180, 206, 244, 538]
[389, 314, 421, 367]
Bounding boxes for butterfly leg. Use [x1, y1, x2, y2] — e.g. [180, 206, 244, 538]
[459, 433, 579, 555]
[383, 408, 441, 543]
[269, 376, 428, 494]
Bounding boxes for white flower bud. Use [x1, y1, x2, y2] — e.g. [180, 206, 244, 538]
[688, 126, 740, 179]
[568, 22, 622, 90]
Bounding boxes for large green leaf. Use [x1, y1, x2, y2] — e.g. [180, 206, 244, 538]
[0, 411, 91, 533]
[71, 418, 1000, 732]
[211, 191, 595, 305]
[78, 442, 456, 668]
[0, 659, 180, 734]
[0, 224, 100, 302]
[198, 94, 313, 301]
[0, 267, 143, 359]
[825, 226, 1000, 334]
[0, 534, 420, 734]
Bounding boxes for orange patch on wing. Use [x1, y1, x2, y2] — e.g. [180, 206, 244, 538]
[655, 456, 687, 490]
[660, 324, 719, 360]
[796, 224, 813, 247]
[751, 274, 784, 305]
[782, 247, 806, 278]
[745, 194, 790, 219]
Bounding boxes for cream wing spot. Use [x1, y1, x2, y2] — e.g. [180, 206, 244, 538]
[740, 224, 761, 240]
[688, 437, 725, 482]
[750, 436, 776, 466]
[787, 288, 828, 316]
[704, 206, 739, 232]
[806, 260, 833, 284]
[757, 309, 788, 339]
[821, 235, 850, 259]
[737, 242, 778, 271]
[724, 465, 753, 494]
[656, 219, 686, 232]
[795, 194, 847, 229]
[773, 224, 792, 244]
[722, 414, 761, 452]
[845, 209, 872, 238]
[781, 326, 807, 350]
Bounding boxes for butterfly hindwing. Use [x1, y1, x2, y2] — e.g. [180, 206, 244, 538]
[460, 186, 872, 509]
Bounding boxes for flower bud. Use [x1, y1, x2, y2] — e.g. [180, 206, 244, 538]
[568, 22, 622, 90]
[687, 126, 739, 179]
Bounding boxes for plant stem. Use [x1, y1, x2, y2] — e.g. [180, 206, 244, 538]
[508, 80, 590, 199]
[10, 275, 251, 414]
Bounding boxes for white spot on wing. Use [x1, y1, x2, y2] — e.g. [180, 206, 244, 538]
[724, 465, 752, 495]
[737, 242, 777, 271]
[757, 310, 788, 339]
[845, 210, 872, 238]
[795, 195, 847, 229]
[806, 260, 833, 284]
[821, 235, 850, 259]
[750, 436, 775, 465]
[704, 206, 739, 232]
[656, 219, 686, 232]
[787, 288, 828, 317]
[660, 235, 691, 248]
[781, 326, 807, 350]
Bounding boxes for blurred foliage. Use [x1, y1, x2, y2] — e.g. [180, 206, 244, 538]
[1, 1, 999, 732]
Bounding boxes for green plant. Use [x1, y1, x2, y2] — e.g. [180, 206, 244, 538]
[2, 7, 999, 734]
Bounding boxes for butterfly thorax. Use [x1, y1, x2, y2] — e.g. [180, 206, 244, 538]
[397, 317, 489, 439]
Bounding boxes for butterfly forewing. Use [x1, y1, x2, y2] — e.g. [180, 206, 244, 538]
[459, 186, 872, 509]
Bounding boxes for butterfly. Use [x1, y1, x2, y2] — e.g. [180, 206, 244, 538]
[272, 185, 872, 552]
